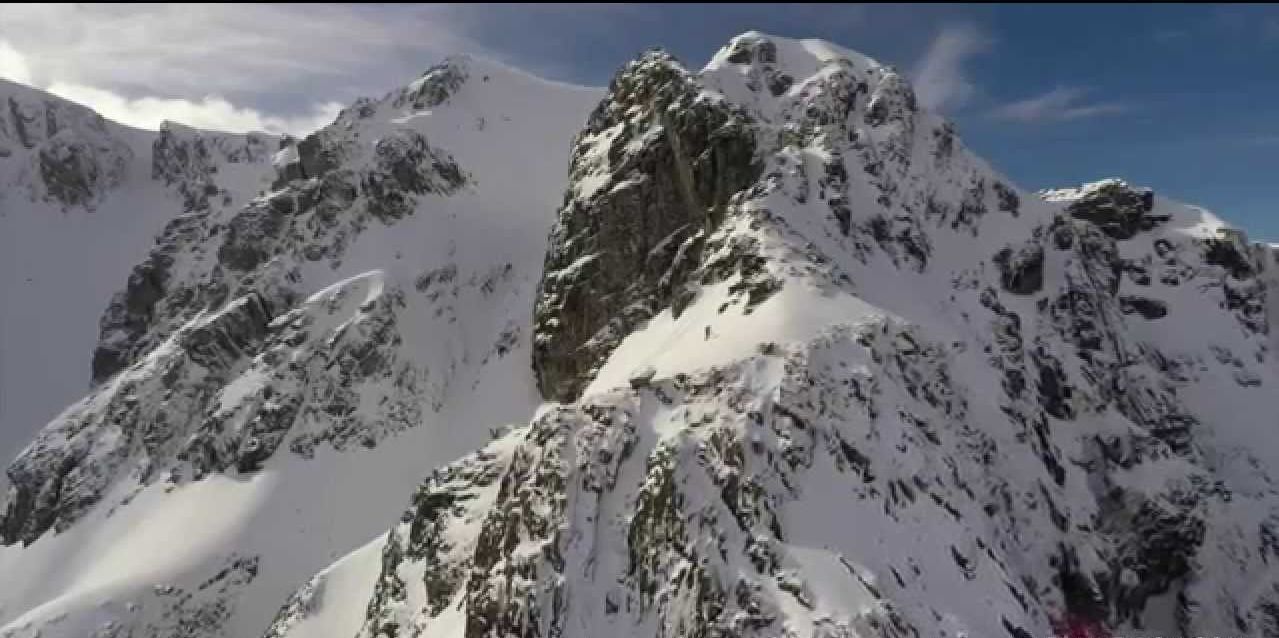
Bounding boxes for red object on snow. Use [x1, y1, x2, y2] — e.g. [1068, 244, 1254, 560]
[1053, 613, 1110, 638]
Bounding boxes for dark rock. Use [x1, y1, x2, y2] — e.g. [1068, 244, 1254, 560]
[993, 181, 1020, 216]
[361, 130, 466, 221]
[394, 59, 468, 111]
[994, 244, 1045, 295]
[38, 139, 104, 208]
[1065, 181, 1161, 240]
[533, 51, 761, 402]
[1119, 295, 1168, 320]
[1033, 351, 1073, 420]
[1203, 233, 1255, 279]
[297, 133, 336, 180]
[181, 293, 272, 371]
[154, 123, 270, 209]
[218, 200, 293, 272]
[724, 34, 776, 65]
[767, 73, 793, 97]
[1001, 617, 1033, 638]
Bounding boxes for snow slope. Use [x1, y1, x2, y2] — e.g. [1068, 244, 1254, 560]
[5, 31, 1279, 638]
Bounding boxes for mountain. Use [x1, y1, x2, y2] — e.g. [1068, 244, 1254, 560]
[4, 32, 1279, 638]
[0, 78, 279, 470]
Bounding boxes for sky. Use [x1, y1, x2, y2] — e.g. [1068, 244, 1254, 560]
[0, 3, 1275, 237]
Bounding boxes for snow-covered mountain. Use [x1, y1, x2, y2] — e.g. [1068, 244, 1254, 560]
[0, 79, 278, 468]
[4, 32, 1279, 638]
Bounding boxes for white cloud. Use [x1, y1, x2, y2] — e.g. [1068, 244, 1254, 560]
[0, 5, 497, 136]
[0, 38, 342, 136]
[990, 86, 1131, 123]
[911, 24, 991, 112]
[0, 5, 479, 103]
[0, 40, 32, 85]
[45, 81, 343, 136]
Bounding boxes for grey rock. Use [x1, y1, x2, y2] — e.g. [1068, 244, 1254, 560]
[994, 243, 1045, 295]
[1118, 295, 1168, 319]
[1065, 180, 1163, 240]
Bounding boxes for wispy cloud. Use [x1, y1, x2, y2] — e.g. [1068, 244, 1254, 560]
[45, 79, 343, 136]
[990, 86, 1131, 123]
[911, 24, 992, 112]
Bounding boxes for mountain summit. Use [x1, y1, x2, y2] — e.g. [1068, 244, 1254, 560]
[4, 32, 1279, 638]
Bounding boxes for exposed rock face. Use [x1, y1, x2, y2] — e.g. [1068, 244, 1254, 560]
[533, 51, 761, 402]
[1061, 178, 1164, 240]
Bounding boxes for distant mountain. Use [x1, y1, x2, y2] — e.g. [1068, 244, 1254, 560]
[4, 32, 1279, 638]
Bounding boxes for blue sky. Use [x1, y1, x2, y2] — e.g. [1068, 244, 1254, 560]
[1, 4, 1275, 237]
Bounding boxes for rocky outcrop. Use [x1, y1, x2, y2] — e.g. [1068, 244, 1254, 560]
[995, 243, 1045, 295]
[152, 121, 273, 211]
[393, 58, 469, 111]
[533, 51, 760, 402]
[1060, 179, 1165, 240]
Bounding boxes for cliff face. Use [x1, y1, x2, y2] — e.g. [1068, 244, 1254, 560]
[533, 51, 761, 403]
[4, 32, 1279, 638]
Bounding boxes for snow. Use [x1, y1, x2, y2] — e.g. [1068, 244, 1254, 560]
[267, 537, 385, 638]
[587, 280, 883, 397]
